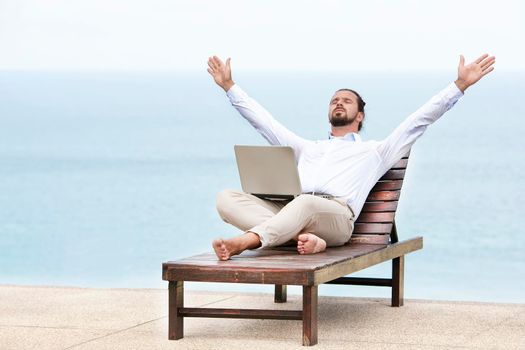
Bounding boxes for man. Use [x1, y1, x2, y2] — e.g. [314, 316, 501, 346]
[207, 54, 495, 261]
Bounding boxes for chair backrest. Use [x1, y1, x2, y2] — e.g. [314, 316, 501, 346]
[350, 153, 410, 245]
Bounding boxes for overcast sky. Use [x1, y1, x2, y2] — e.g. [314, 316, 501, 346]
[0, 0, 523, 71]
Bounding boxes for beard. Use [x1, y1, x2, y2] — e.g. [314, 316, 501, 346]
[329, 111, 357, 127]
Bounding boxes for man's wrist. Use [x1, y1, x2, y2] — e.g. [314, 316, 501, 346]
[454, 79, 469, 93]
[221, 80, 235, 92]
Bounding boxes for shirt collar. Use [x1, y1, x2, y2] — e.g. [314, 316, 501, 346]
[328, 132, 361, 142]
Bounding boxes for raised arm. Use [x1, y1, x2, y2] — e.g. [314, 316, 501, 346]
[377, 54, 496, 170]
[207, 56, 310, 156]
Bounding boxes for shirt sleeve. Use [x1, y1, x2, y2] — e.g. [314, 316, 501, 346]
[377, 82, 464, 171]
[226, 84, 309, 158]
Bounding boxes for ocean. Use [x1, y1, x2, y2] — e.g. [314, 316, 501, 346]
[0, 70, 523, 303]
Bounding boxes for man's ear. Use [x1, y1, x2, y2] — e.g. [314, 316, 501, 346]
[356, 112, 364, 123]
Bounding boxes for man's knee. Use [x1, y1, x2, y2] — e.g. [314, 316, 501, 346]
[216, 189, 242, 222]
[287, 194, 318, 213]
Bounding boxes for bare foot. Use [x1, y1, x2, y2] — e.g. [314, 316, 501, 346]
[297, 233, 327, 254]
[212, 232, 262, 260]
[212, 239, 236, 261]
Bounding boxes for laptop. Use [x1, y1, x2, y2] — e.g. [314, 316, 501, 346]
[234, 145, 302, 200]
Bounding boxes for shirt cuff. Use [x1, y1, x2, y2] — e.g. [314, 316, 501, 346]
[443, 82, 464, 109]
[449, 82, 464, 97]
[226, 84, 246, 102]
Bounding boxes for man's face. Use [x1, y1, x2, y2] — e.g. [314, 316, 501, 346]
[328, 90, 361, 127]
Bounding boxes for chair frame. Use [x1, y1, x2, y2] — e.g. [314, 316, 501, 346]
[162, 154, 423, 346]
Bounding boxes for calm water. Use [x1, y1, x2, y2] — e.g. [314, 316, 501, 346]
[0, 70, 524, 302]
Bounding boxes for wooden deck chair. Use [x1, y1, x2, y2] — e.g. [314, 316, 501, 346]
[162, 153, 423, 346]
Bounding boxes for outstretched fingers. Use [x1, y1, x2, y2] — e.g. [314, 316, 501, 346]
[212, 55, 224, 69]
[208, 56, 218, 71]
[480, 56, 496, 70]
[474, 53, 489, 64]
[482, 66, 495, 77]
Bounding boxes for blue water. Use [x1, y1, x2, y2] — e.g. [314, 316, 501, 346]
[1, 70, 524, 303]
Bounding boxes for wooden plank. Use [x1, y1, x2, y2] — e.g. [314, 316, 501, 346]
[379, 169, 406, 180]
[313, 237, 423, 285]
[303, 286, 318, 346]
[168, 281, 183, 340]
[361, 202, 398, 212]
[179, 307, 302, 320]
[167, 257, 326, 270]
[355, 212, 395, 223]
[392, 158, 408, 169]
[326, 277, 392, 287]
[353, 223, 393, 234]
[371, 180, 403, 192]
[366, 191, 400, 201]
[163, 266, 312, 285]
[350, 234, 390, 245]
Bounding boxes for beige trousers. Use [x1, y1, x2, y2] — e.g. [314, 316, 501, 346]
[216, 189, 355, 248]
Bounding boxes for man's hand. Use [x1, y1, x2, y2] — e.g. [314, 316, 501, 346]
[207, 56, 234, 92]
[455, 53, 495, 93]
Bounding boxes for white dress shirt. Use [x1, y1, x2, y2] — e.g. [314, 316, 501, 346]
[226, 83, 463, 217]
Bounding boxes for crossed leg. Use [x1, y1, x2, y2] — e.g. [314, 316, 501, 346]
[213, 189, 286, 260]
[213, 190, 353, 260]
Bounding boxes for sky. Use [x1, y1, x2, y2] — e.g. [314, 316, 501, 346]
[0, 0, 523, 71]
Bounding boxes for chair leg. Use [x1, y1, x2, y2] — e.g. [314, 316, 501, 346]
[168, 281, 184, 339]
[392, 256, 404, 307]
[274, 284, 287, 303]
[302, 285, 318, 346]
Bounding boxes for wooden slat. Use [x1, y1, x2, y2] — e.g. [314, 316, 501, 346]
[180, 307, 302, 320]
[379, 169, 406, 180]
[355, 212, 395, 223]
[392, 158, 408, 169]
[326, 277, 392, 286]
[353, 223, 393, 234]
[350, 234, 390, 245]
[371, 180, 403, 192]
[361, 202, 398, 212]
[366, 191, 400, 201]
[163, 266, 311, 285]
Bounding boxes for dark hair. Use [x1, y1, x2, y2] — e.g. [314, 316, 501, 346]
[336, 88, 366, 131]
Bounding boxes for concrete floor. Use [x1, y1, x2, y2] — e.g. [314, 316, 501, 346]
[0, 285, 523, 349]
